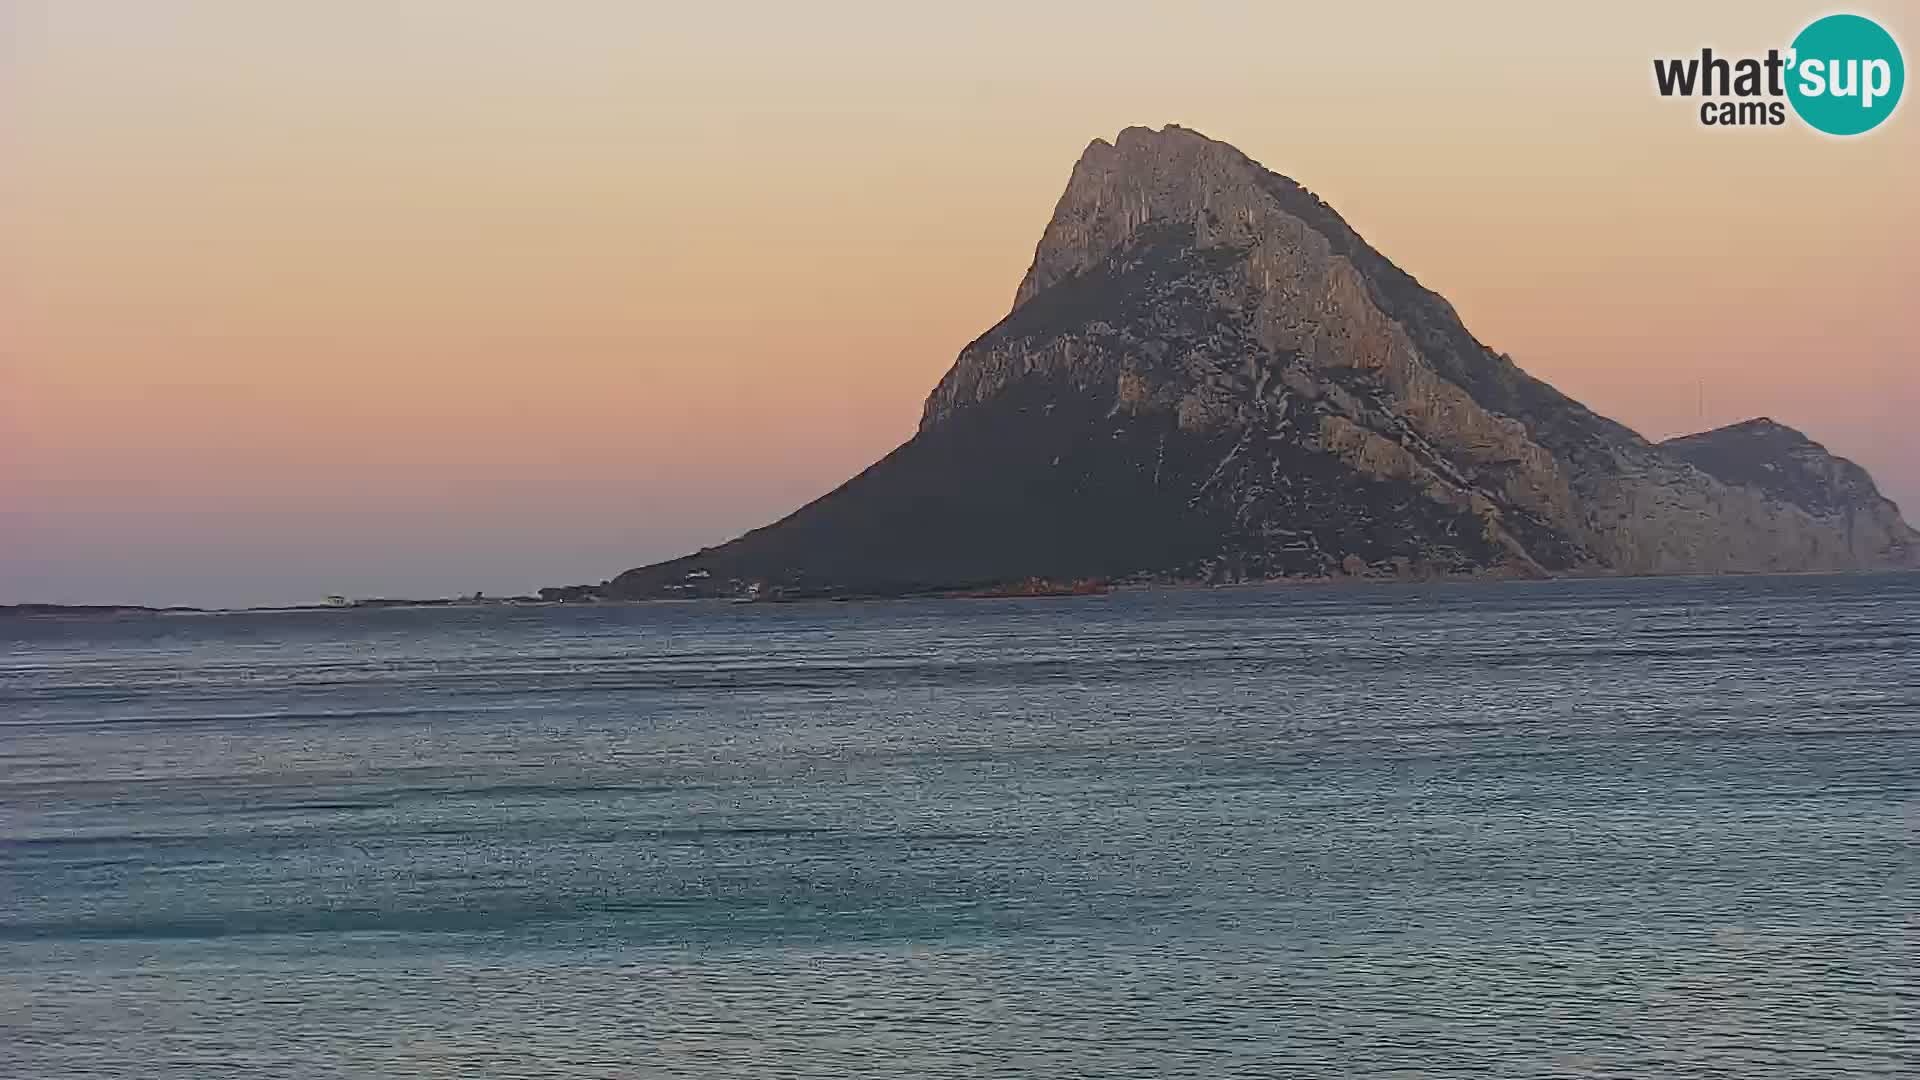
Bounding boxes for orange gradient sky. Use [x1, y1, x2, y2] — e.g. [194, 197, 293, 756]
[5, 1, 1918, 606]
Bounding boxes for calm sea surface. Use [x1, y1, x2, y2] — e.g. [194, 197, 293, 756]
[3, 575, 1917, 1078]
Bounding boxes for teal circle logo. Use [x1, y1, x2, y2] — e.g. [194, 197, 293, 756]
[1788, 14, 1904, 135]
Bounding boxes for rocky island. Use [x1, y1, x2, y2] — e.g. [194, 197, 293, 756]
[591, 125, 1915, 601]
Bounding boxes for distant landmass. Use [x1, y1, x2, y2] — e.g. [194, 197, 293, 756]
[0, 596, 541, 618]
[572, 125, 1915, 601]
[0, 604, 206, 618]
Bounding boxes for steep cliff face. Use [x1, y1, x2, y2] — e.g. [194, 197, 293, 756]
[602, 125, 1913, 598]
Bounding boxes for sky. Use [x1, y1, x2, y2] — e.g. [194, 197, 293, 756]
[5, 1, 1917, 607]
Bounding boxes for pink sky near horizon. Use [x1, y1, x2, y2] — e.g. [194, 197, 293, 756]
[5, 1, 1917, 607]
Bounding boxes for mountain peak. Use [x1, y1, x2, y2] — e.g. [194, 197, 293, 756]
[1661, 417, 1904, 522]
[1013, 124, 1271, 311]
[1079, 122, 1212, 153]
[595, 129, 1915, 600]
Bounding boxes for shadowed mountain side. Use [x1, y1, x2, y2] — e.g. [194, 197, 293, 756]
[606, 370, 1510, 598]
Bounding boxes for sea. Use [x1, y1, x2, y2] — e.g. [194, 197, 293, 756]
[2, 574, 1916, 1079]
